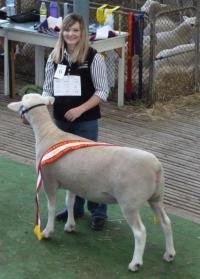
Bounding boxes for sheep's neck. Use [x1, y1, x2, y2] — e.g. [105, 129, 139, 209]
[29, 108, 60, 145]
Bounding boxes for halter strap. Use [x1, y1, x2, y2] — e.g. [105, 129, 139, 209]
[20, 104, 46, 117]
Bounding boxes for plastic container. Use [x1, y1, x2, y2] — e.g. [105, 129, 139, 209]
[6, 0, 16, 17]
[40, 1, 47, 23]
[104, 13, 114, 29]
[49, 1, 58, 18]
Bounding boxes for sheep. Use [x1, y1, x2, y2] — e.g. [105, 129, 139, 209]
[141, 0, 176, 35]
[142, 15, 196, 67]
[141, 0, 168, 15]
[7, 93, 176, 272]
[144, 16, 177, 36]
[155, 43, 195, 71]
[156, 16, 196, 50]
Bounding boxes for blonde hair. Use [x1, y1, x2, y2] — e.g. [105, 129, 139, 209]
[51, 13, 89, 64]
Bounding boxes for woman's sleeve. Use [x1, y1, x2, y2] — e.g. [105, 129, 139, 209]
[42, 56, 55, 97]
[90, 53, 109, 102]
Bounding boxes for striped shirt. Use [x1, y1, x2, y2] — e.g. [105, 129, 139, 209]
[42, 51, 109, 102]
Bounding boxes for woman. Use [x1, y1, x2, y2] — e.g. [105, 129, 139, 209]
[42, 13, 109, 231]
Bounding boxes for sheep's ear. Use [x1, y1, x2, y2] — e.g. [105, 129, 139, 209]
[44, 96, 55, 105]
[7, 101, 22, 112]
[48, 96, 55, 105]
[183, 15, 188, 21]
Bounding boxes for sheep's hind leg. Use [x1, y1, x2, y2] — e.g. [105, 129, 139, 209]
[64, 191, 76, 232]
[120, 205, 146, 272]
[149, 201, 176, 262]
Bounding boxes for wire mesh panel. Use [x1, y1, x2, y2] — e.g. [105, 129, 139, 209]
[8, 0, 40, 82]
[131, 2, 200, 104]
[152, 7, 198, 102]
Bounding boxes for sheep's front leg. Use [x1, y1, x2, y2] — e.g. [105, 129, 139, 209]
[120, 205, 146, 272]
[42, 187, 56, 238]
[64, 191, 76, 232]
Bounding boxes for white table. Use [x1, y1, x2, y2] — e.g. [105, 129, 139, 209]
[0, 22, 127, 106]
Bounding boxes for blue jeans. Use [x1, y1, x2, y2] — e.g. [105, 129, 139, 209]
[55, 119, 107, 219]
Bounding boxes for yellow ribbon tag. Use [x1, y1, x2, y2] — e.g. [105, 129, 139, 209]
[34, 225, 43, 241]
[153, 216, 158, 224]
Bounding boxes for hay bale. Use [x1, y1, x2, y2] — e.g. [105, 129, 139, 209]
[155, 66, 194, 101]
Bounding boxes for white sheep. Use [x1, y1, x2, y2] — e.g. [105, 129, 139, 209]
[7, 93, 176, 272]
[144, 16, 177, 36]
[155, 42, 195, 71]
[141, 0, 168, 15]
[143, 15, 196, 67]
[141, 0, 176, 35]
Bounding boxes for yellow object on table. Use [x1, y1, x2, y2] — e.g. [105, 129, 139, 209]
[96, 4, 108, 25]
[96, 4, 120, 26]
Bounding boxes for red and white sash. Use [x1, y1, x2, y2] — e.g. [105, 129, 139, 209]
[34, 140, 111, 240]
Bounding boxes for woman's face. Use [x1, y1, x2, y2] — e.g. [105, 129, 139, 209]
[63, 21, 82, 50]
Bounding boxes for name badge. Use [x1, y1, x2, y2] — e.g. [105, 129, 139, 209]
[54, 64, 67, 79]
[54, 75, 81, 96]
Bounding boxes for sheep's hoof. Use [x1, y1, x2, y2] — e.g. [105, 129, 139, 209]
[128, 262, 142, 272]
[163, 252, 175, 262]
[64, 223, 76, 233]
[42, 229, 53, 239]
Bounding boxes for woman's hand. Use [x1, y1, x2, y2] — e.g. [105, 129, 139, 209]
[64, 96, 101, 122]
[64, 106, 84, 122]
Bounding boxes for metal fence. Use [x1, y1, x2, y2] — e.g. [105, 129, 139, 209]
[146, 5, 200, 104]
[0, 0, 199, 104]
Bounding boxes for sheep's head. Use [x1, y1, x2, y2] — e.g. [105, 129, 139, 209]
[8, 93, 55, 112]
[141, 0, 168, 16]
[7, 93, 55, 124]
[182, 16, 196, 27]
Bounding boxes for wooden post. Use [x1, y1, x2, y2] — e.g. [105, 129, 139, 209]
[138, 14, 144, 99]
[73, 0, 89, 28]
[10, 42, 16, 98]
[125, 12, 134, 101]
[194, 0, 200, 92]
